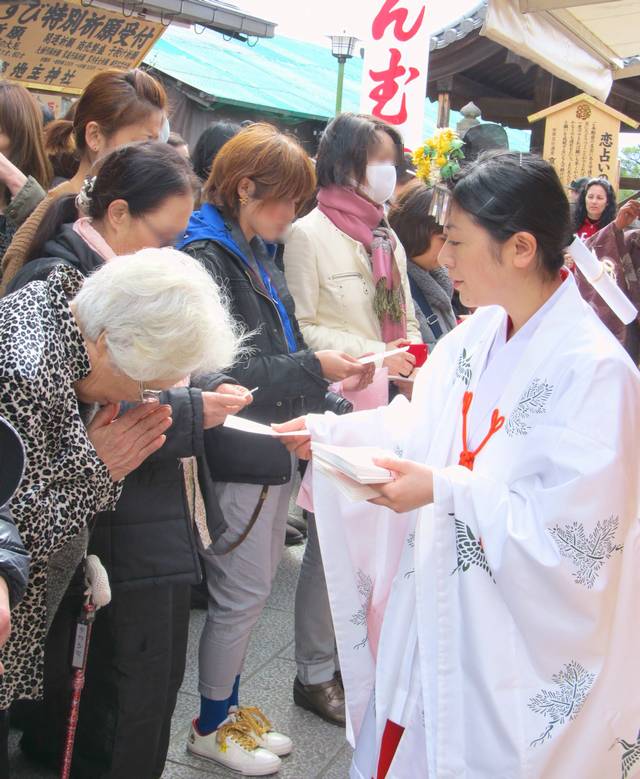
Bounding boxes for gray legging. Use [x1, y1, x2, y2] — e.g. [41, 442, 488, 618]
[198, 478, 293, 700]
[294, 512, 339, 685]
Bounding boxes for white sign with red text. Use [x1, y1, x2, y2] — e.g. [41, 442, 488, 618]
[359, 0, 431, 151]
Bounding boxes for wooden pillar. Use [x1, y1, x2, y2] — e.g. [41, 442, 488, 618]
[530, 67, 551, 153]
[437, 92, 451, 128]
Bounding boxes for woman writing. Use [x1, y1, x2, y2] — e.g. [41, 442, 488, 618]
[283, 113, 421, 725]
[178, 122, 368, 776]
[277, 152, 640, 778]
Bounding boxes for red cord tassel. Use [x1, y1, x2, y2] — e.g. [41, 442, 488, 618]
[458, 391, 504, 472]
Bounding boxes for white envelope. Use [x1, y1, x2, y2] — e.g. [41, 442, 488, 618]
[223, 416, 310, 437]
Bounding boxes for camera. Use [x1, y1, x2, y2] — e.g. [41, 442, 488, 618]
[324, 391, 353, 416]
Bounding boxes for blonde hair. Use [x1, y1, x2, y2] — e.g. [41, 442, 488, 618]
[73, 248, 243, 381]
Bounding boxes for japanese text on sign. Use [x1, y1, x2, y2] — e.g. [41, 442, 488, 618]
[0, 0, 164, 94]
[360, 0, 431, 150]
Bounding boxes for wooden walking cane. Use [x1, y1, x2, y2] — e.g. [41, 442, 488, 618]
[60, 556, 110, 779]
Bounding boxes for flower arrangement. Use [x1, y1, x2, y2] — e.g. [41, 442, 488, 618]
[412, 128, 465, 185]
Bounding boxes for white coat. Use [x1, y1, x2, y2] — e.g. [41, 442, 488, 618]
[307, 273, 640, 778]
[283, 208, 422, 357]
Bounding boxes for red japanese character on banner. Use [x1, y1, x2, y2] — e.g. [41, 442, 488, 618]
[368, 47, 420, 124]
[372, 0, 425, 42]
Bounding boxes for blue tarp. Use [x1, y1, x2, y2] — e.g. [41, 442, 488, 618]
[145, 25, 530, 149]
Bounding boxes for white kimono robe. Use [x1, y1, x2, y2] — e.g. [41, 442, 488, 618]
[307, 274, 640, 779]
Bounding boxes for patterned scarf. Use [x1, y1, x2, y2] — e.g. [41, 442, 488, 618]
[317, 186, 406, 341]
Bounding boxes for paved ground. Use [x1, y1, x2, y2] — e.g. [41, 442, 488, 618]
[9, 507, 353, 778]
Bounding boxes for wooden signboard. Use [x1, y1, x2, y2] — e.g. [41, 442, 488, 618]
[0, 0, 164, 95]
[528, 94, 639, 191]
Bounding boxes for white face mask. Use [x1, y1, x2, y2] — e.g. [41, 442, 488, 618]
[362, 163, 397, 205]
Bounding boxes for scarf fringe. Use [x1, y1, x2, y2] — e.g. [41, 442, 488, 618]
[374, 277, 405, 323]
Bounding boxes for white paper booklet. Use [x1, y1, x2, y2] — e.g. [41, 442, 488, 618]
[223, 416, 309, 437]
[313, 457, 382, 502]
[311, 443, 396, 484]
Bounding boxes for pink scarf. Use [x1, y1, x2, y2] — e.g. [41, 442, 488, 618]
[72, 218, 116, 262]
[317, 186, 406, 341]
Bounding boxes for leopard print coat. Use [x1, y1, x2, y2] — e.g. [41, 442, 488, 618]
[0, 265, 119, 708]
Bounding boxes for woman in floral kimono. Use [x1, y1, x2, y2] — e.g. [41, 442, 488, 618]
[276, 152, 640, 779]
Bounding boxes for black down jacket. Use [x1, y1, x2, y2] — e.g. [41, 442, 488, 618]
[5, 224, 231, 590]
[183, 215, 329, 486]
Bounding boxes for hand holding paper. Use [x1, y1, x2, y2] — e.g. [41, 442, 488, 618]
[271, 416, 312, 460]
[203, 383, 253, 429]
[367, 457, 435, 513]
[316, 350, 369, 382]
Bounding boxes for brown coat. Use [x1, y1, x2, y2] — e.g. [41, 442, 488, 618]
[0, 180, 77, 295]
[575, 222, 640, 363]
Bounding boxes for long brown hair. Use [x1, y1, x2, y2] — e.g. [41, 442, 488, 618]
[45, 68, 167, 178]
[205, 122, 316, 217]
[0, 81, 53, 198]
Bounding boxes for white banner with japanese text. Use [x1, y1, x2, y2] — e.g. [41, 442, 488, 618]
[359, 0, 431, 151]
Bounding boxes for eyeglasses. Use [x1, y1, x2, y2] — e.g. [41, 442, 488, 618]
[140, 215, 185, 249]
[138, 381, 163, 404]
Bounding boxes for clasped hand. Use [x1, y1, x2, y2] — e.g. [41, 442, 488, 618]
[88, 402, 173, 482]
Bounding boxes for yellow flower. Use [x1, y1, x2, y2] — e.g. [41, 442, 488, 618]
[415, 156, 431, 184]
[435, 155, 447, 168]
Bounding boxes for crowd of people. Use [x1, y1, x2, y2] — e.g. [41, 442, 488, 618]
[0, 66, 639, 779]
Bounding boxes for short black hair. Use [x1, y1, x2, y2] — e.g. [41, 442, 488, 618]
[315, 113, 403, 188]
[452, 151, 571, 279]
[26, 142, 195, 262]
[388, 182, 442, 259]
[192, 120, 242, 182]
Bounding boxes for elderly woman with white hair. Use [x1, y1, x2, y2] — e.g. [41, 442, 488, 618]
[0, 247, 241, 777]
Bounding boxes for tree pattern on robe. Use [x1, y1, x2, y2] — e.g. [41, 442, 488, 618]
[528, 661, 595, 747]
[455, 348, 472, 387]
[549, 516, 623, 589]
[611, 729, 640, 779]
[451, 516, 494, 581]
[505, 378, 553, 437]
[404, 531, 415, 578]
[350, 569, 372, 650]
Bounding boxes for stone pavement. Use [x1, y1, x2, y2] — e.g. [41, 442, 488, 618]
[9, 541, 354, 779]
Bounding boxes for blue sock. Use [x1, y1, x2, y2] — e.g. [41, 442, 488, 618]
[198, 695, 229, 735]
[229, 675, 240, 708]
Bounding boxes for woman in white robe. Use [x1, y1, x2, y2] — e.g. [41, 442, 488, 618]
[275, 152, 640, 779]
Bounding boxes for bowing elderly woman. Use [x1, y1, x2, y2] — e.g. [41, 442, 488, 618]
[0, 247, 241, 771]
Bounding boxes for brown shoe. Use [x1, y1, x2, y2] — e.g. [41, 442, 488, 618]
[293, 674, 346, 726]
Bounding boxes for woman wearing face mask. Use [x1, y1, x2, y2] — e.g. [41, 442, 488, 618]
[282, 113, 421, 727]
[283, 113, 421, 372]
[0, 67, 167, 293]
[573, 177, 617, 241]
[9, 143, 253, 779]
[177, 122, 368, 776]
